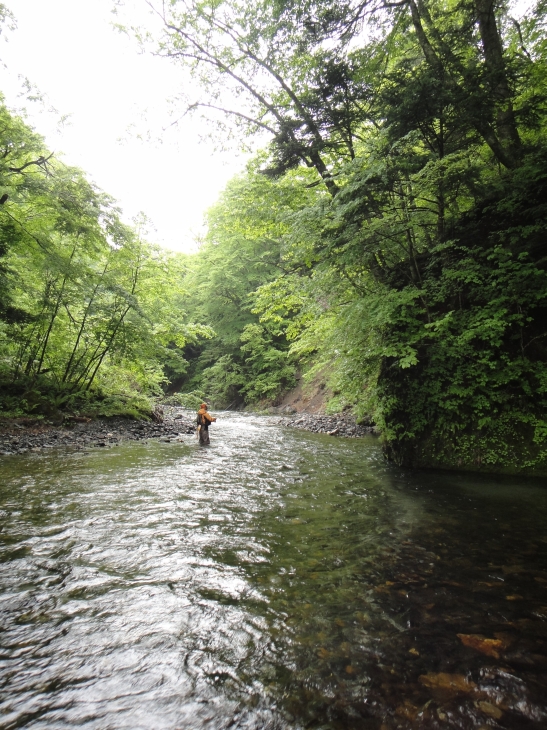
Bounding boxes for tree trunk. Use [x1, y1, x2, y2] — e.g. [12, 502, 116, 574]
[474, 0, 521, 165]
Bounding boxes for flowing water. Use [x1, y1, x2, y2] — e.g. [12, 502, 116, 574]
[1, 413, 547, 729]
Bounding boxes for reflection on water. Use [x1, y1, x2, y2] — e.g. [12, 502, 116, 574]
[0, 413, 546, 729]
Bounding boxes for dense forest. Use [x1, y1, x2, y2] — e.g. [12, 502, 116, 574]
[0, 99, 212, 420]
[2, 0, 547, 473]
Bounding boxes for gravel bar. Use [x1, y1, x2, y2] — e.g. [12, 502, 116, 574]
[0, 406, 196, 455]
[277, 412, 375, 438]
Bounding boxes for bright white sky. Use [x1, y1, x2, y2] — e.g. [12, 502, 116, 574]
[0, 0, 250, 252]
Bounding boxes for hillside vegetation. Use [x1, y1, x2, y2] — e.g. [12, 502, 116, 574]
[0, 99, 210, 420]
[162, 0, 547, 473]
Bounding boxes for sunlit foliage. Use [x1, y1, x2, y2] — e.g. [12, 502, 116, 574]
[0, 99, 209, 418]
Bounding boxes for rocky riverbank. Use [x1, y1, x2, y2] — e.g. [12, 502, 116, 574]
[277, 412, 376, 438]
[0, 407, 196, 456]
[0, 407, 375, 455]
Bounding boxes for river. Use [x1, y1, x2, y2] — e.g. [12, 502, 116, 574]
[0, 413, 546, 729]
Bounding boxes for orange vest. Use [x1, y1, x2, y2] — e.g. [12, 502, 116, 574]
[197, 409, 213, 426]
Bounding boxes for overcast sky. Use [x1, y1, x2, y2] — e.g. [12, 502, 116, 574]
[1, 0, 250, 252]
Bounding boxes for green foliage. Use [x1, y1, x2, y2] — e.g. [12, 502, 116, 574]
[176, 162, 315, 407]
[376, 161, 547, 470]
[163, 0, 547, 472]
[166, 390, 207, 409]
[0, 100, 210, 418]
[199, 355, 244, 408]
[239, 323, 296, 401]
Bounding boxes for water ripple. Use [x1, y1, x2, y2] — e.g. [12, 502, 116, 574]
[0, 414, 546, 728]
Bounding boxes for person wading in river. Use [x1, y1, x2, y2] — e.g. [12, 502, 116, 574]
[196, 403, 217, 445]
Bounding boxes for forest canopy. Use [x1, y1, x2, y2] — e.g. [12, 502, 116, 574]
[138, 0, 547, 473]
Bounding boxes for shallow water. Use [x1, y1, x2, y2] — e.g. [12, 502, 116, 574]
[0, 413, 546, 729]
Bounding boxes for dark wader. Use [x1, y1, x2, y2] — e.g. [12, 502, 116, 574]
[198, 415, 210, 445]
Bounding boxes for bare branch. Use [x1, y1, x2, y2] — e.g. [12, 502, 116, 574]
[8, 153, 54, 174]
[185, 102, 278, 134]
[510, 16, 532, 61]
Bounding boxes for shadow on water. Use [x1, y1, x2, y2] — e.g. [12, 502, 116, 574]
[0, 413, 546, 729]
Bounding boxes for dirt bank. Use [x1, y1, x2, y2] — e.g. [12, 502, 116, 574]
[273, 376, 330, 414]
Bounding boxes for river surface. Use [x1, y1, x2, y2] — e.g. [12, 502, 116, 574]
[1, 413, 547, 729]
